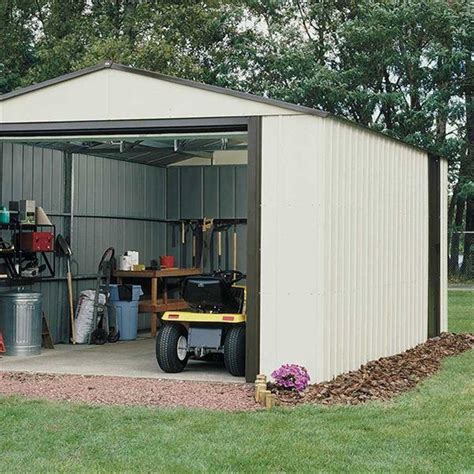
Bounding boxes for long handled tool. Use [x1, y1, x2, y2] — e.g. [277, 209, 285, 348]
[202, 217, 214, 271]
[56, 235, 76, 344]
[217, 229, 222, 270]
[181, 221, 186, 268]
[233, 224, 238, 271]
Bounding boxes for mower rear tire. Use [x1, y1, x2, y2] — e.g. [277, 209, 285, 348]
[156, 323, 189, 373]
[224, 326, 245, 376]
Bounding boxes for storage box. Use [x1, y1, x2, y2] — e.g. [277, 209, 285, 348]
[17, 232, 54, 252]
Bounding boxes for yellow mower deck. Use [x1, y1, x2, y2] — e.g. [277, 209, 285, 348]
[162, 311, 246, 324]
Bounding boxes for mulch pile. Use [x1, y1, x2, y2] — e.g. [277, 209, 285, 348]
[0, 372, 259, 411]
[272, 332, 474, 406]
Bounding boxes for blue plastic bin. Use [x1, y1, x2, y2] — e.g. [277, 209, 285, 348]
[108, 284, 143, 302]
[108, 285, 143, 340]
[111, 300, 140, 341]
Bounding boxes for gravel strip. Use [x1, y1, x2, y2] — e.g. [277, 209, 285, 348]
[3, 333, 471, 411]
[272, 332, 474, 406]
[0, 372, 260, 411]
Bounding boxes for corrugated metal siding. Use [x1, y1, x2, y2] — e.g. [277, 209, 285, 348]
[1, 68, 301, 123]
[166, 165, 247, 220]
[259, 115, 325, 379]
[166, 165, 247, 274]
[72, 154, 167, 276]
[260, 115, 430, 383]
[0, 143, 69, 342]
[0, 143, 249, 339]
[72, 153, 168, 331]
[439, 158, 448, 331]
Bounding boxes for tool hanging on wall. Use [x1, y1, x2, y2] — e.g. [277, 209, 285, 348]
[168, 218, 245, 270]
[217, 229, 222, 269]
[233, 224, 238, 271]
[181, 221, 186, 268]
[190, 221, 202, 268]
[56, 234, 76, 344]
[202, 217, 214, 270]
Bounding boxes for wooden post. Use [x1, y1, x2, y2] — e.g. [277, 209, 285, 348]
[255, 382, 266, 402]
[260, 389, 271, 405]
[265, 393, 276, 409]
[151, 277, 158, 337]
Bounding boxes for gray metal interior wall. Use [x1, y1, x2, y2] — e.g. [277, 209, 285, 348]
[0, 142, 69, 342]
[72, 153, 167, 331]
[72, 154, 167, 275]
[0, 144, 248, 340]
[166, 165, 247, 274]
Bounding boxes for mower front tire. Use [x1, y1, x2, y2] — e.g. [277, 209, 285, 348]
[224, 326, 246, 376]
[156, 323, 189, 373]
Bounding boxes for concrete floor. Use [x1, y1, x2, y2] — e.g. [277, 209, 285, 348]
[0, 334, 242, 383]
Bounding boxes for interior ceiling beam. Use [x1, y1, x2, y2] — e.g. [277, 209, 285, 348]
[13, 134, 248, 166]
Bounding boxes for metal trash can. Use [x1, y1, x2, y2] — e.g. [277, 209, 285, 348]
[0, 291, 43, 356]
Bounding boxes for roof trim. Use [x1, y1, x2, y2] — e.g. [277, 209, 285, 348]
[110, 63, 328, 117]
[0, 62, 108, 101]
[0, 60, 329, 118]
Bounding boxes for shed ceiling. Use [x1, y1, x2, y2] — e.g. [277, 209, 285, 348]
[12, 133, 248, 167]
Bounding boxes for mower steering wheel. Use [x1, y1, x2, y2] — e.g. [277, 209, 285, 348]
[214, 269, 245, 285]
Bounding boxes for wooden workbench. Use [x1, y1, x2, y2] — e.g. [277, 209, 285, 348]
[114, 267, 202, 337]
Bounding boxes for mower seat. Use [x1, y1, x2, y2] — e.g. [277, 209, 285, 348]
[182, 276, 243, 313]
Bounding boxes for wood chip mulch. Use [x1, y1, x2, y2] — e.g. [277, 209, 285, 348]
[271, 332, 474, 406]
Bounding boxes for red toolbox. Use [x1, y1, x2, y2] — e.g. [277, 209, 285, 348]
[17, 231, 54, 252]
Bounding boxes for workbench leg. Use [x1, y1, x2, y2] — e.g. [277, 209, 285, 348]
[151, 313, 158, 338]
[151, 277, 158, 337]
[163, 278, 168, 305]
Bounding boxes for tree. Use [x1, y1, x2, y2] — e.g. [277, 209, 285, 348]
[0, 1, 472, 276]
[0, 0, 37, 94]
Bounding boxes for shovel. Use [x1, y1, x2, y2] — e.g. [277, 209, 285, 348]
[56, 234, 76, 344]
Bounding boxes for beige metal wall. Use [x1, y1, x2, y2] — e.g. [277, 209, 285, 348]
[0, 69, 298, 123]
[259, 115, 326, 379]
[260, 115, 435, 382]
[440, 157, 448, 331]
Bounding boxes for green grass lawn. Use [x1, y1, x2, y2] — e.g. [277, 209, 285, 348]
[1, 291, 472, 473]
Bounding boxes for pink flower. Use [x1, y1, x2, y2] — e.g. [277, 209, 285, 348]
[271, 364, 310, 392]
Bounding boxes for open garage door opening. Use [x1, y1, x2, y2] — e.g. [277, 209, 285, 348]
[0, 119, 261, 383]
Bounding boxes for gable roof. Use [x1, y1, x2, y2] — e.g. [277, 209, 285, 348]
[0, 61, 439, 158]
[0, 61, 328, 118]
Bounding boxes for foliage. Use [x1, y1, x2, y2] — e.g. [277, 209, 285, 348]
[0, 0, 472, 270]
[271, 363, 310, 391]
[0, 291, 472, 472]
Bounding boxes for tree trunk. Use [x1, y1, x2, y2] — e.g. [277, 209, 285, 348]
[461, 198, 474, 277]
[460, 57, 474, 277]
[449, 197, 465, 275]
[448, 183, 459, 244]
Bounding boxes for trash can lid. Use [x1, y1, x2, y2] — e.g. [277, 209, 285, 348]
[0, 291, 43, 301]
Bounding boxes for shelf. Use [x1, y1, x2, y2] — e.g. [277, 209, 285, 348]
[0, 223, 54, 230]
[0, 223, 56, 282]
[139, 299, 189, 313]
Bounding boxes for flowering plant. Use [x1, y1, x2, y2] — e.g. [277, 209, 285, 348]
[271, 364, 310, 392]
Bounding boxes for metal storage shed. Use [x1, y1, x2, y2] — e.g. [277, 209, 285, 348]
[0, 61, 447, 383]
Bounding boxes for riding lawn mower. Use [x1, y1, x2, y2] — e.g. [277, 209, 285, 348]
[156, 269, 246, 377]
